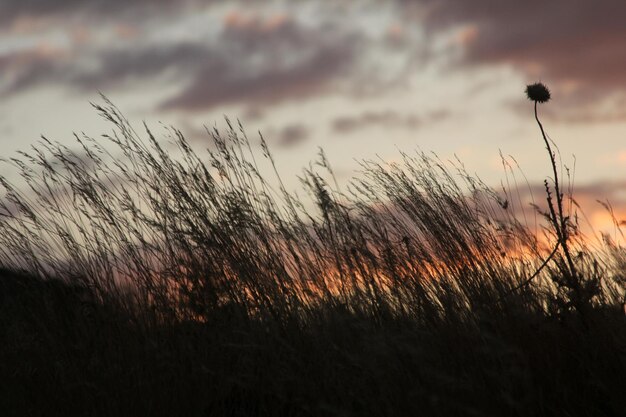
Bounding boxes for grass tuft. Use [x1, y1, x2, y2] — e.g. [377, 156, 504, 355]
[0, 96, 624, 416]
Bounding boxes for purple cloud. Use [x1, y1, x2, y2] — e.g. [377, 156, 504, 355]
[160, 16, 362, 111]
[415, 0, 626, 115]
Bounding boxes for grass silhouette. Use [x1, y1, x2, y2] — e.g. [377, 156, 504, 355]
[0, 89, 624, 416]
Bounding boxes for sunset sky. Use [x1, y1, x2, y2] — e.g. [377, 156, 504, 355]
[2, 1, 626, 232]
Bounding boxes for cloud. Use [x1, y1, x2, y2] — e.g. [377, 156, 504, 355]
[259, 123, 311, 149]
[0, 9, 364, 113]
[0, 44, 69, 95]
[0, 43, 208, 96]
[416, 0, 626, 115]
[276, 124, 310, 148]
[0, 0, 187, 25]
[333, 111, 419, 133]
[160, 16, 362, 111]
[507, 94, 626, 124]
[0, 0, 86, 23]
[331, 109, 449, 133]
[0, 1, 442, 117]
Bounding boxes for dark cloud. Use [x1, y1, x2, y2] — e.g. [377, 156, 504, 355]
[277, 124, 310, 148]
[161, 46, 353, 111]
[0, 47, 63, 96]
[0, 0, 191, 25]
[0, 11, 363, 112]
[416, 0, 626, 113]
[7, 1, 623, 118]
[0, 0, 91, 23]
[0, 43, 209, 96]
[333, 111, 419, 133]
[242, 106, 266, 122]
[160, 18, 361, 111]
[332, 109, 450, 133]
[76, 44, 209, 89]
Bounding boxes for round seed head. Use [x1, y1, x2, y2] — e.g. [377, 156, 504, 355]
[525, 82, 551, 103]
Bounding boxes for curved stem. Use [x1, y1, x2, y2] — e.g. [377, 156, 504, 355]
[535, 102, 562, 225]
[534, 101, 580, 291]
[499, 240, 560, 301]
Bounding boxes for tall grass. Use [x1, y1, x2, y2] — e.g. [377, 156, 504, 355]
[0, 96, 624, 416]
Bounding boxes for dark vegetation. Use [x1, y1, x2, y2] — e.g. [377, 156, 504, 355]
[0, 92, 624, 416]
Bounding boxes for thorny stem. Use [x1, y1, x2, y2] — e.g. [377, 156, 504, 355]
[534, 101, 583, 312]
[534, 103, 576, 268]
[507, 102, 580, 300]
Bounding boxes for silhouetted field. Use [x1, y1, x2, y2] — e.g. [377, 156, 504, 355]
[0, 98, 624, 416]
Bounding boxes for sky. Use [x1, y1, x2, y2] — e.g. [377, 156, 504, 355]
[1, 0, 626, 233]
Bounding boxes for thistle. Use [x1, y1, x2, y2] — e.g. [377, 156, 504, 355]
[525, 82, 551, 103]
[523, 82, 590, 319]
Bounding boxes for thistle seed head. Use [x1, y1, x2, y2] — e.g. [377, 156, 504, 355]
[525, 82, 551, 103]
